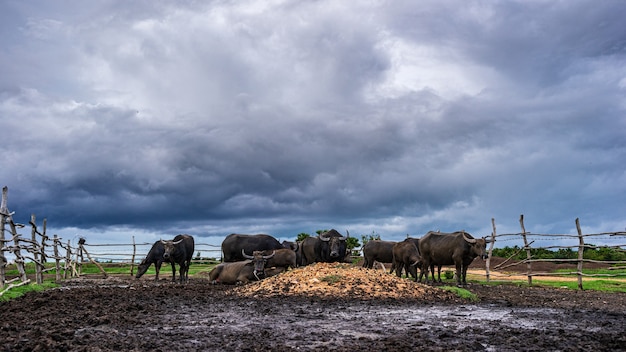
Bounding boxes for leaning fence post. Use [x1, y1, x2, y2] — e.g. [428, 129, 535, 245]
[79, 239, 107, 278]
[520, 214, 533, 285]
[575, 218, 584, 290]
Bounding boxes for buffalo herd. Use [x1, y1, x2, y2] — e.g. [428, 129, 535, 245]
[135, 229, 489, 287]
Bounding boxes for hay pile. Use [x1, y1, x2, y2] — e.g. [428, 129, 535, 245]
[233, 262, 454, 300]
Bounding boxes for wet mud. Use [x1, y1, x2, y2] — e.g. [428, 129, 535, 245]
[1, 276, 625, 351]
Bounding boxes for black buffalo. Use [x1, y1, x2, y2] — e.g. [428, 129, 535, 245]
[281, 240, 299, 251]
[418, 231, 488, 286]
[221, 234, 284, 262]
[263, 248, 296, 270]
[135, 241, 174, 281]
[299, 229, 349, 265]
[242, 249, 276, 280]
[161, 234, 195, 284]
[208, 260, 286, 285]
[362, 240, 397, 269]
[391, 239, 422, 281]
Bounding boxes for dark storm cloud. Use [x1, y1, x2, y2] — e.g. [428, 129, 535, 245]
[0, 1, 624, 245]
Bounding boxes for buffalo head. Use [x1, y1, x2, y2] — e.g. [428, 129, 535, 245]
[319, 230, 349, 259]
[462, 232, 489, 260]
[242, 249, 275, 279]
[160, 238, 184, 260]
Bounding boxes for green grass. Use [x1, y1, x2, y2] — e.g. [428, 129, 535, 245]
[440, 285, 478, 301]
[466, 273, 626, 293]
[0, 282, 59, 302]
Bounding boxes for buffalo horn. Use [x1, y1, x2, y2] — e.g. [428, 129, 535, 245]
[319, 233, 330, 242]
[462, 232, 477, 244]
[263, 251, 276, 259]
[242, 249, 254, 259]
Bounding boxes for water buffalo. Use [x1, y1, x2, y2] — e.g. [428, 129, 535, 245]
[391, 239, 422, 281]
[418, 231, 488, 286]
[281, 240, 299, 251]
[208, 260, 286, 285]
[221, 233, 284, 262]
[242, 249, 276, 280]
[135, 241, 174, 281]
[299, 236, 320, 266]
[263, 248, 296, 270]
[161, 234, 195, 284]
[362, 240, 397, 269]
[299, 229, 349, 265]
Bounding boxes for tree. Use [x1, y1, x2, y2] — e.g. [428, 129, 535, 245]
[296, 233, 311, 242]
[360, 231, 381, 246]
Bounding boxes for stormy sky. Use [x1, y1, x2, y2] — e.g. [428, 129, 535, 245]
[1, 1, 625, 247]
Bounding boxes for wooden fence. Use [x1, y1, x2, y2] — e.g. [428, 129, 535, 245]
[485, 215, 626, 289]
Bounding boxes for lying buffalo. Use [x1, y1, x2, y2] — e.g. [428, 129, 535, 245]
[209, 250, 284, 284]
[392, 239, 422, 281]
[161, 234, 195, 284]
[362, 240, 397, 269]
[221, 233, 284, 262]
[418, 231, 489, 286]
[242, 249, 276, 280]
[263, 248, 296, 270]
[135, 241, 174, 281]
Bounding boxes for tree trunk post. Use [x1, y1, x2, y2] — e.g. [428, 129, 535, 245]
[486, 218, 497, 283]
[30, 214, 43, 284]
[130, 236, 136, 276]
[54, 235, 61, 281]
[576, 218, 584, 290]
[520, 214, 533, 285]
[0, 187, 7, 288]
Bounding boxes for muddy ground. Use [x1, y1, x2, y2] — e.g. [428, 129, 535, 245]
[2, 261, 626, 351]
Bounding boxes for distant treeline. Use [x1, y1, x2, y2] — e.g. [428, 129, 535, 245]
[492, 245, 626, 261]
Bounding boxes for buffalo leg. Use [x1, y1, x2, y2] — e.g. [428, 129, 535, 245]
[455, 262, 463, 286]
[154, 261, 162, 281]
[170, 262, 176, 282]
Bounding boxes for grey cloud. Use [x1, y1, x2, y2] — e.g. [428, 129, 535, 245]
[0, 1, 624, 245]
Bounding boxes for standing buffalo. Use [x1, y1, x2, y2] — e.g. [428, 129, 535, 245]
[362, 240, 397, 269]
[418, 231, 489, 286]
[281, 240, 299, 251]
[299, 229, 349, 265]
[391, 239, 422, 281]
[221, 234, 284, 262]
[161, 234, 195, 284]
[135, 241, 174, 281]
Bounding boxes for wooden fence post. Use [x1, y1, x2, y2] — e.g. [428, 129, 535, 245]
[54, 235, 61, 281]
[0, 187, 7, 288]
[520, 214, 533, 285]
[30, 214, 44, 284]
[576, 218, 584, 290]
[486, 218, 498, 283]
[64, 239, 71, 279]
[40, 218, 48, 282]
[130, 235, 136, 276]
